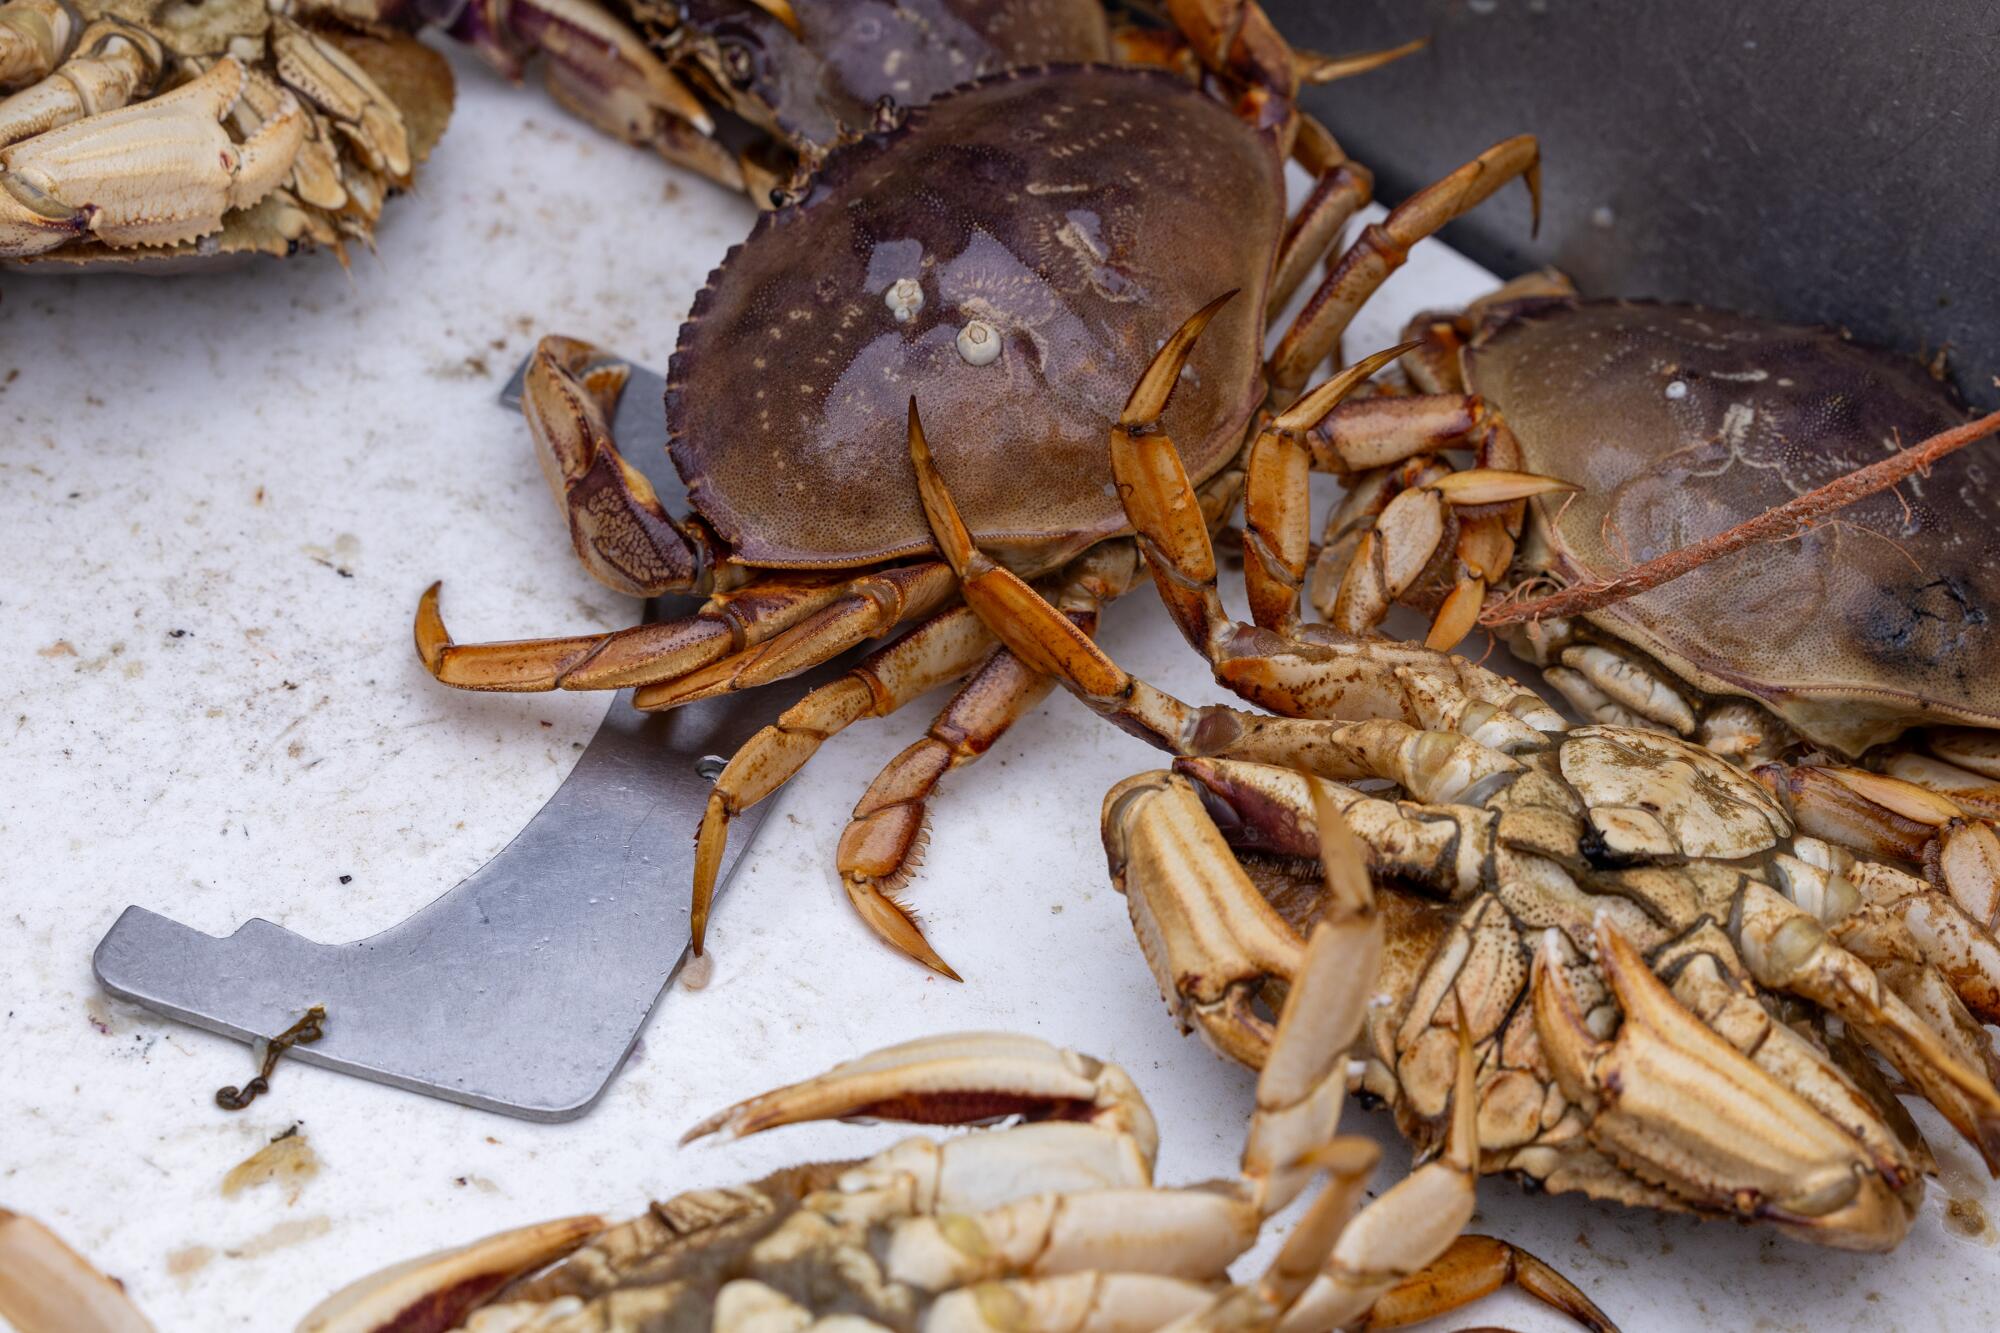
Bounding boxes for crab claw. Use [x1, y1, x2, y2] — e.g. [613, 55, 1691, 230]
[295, 1214, 605, 1333]
[1101, 770, 1309, 1068]
[1, 58, 305, 257]
[1532, 915, 1911, 1250]
[683, 1030, 1159, 1161]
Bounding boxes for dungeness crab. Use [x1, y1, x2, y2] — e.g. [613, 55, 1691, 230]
[412, 47, 1541, 979]
[0, 0, 452, 266]
[0, 917, 1615, 1331]
[905, 315, 2000, 1249]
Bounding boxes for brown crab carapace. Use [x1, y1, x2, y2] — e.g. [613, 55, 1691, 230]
[414, 49, 1541, 978]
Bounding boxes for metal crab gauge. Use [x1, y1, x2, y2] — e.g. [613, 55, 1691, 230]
[91, 363, 809, 1121]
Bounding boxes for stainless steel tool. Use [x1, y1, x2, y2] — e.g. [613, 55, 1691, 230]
[93, 362, 797, 1121]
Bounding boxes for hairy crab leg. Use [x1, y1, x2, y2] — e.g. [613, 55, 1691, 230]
[0, 57, 306, 256]
[1270, 134, 1542, 393]
[689, 603, 998, 976]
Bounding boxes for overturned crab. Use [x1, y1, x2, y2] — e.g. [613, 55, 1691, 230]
[904, 327, 2000, 1250]
[277, 891, 1609, 1332]
[0, 0, 452, 266]
[412, 40, 1540, 977]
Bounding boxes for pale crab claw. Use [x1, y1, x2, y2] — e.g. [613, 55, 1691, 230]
[294, 1214, 604, 1333]
[0, 56, 305, 257]
[682, 1031, 1162, 1213]
[0, 1208, 154, 1333]
[1101, 768, 1309, 1068]
[1533, 915, 1911, 1250]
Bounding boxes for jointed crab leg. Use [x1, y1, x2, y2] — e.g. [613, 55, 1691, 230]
[690, 604, 999, 977]
[444, 0, 741, 190]
[1270, 133, 1542, 393]
[691, 543, 1143, 978]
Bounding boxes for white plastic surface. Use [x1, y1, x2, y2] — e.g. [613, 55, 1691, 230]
[2, 52, 1995, 1331]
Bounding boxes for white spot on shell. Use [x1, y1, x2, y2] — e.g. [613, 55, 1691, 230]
[884, 277, 924, 324]
[1590, 205, 1616, 229]
[1664, 380, 1689, 401]
[956, 319, 1001, 366]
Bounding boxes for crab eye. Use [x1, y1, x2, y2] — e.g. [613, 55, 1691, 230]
[719, 39, 755, 86]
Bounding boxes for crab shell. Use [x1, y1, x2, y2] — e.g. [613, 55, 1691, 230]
[658, 0, 1113, 155]
[1468, 299, 2000, 755]
[666, 63, 1283, 576]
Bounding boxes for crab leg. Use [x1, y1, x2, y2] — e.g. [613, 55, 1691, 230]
[1270, 134, 1542, 392]
[1350, 1234, 1613, 1332]
[910, 389, 1561, 755]
[1534, 916, 1913, 1250]
[415, 570, 855, 691]
[1270, 112, 1373, 312]
[1, 57, 306, 256]
[0, 20, 161, 148]
[689, 604, 998, 975]
[1760, 763, 2000, 980]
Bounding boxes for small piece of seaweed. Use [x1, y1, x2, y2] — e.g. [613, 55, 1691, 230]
[215, 1006, 326, 1111]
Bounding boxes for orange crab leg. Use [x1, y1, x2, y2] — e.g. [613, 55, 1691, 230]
[1271, 135, 1542, 392]
[414, 572, 850, 692]
[635, 560, 958, 710]
[689, 604, 996, 975]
